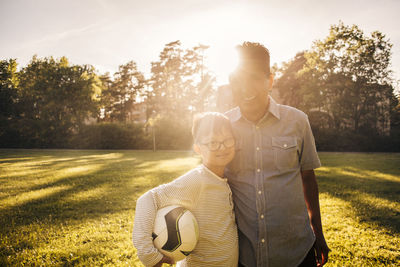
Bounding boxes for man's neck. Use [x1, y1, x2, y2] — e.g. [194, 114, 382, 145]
[243, 99, 270, 123]
[243, 107, 268, 123]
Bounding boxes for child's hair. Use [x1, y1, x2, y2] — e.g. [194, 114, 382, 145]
[192, 112, 233, 144]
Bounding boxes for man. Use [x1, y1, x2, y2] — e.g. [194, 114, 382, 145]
[225, 42, 330, 267]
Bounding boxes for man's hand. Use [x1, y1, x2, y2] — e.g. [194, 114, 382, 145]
[153, 255, 175, 267]
[314, 234, 330, 266]
[301, 169, 330, 266]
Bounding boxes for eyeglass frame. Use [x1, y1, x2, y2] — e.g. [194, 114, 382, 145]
[200, 137, 235, 151]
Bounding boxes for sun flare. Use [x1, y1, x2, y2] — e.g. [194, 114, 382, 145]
[207, 45, 239, 85]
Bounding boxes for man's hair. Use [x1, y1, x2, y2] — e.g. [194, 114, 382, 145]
[192, 112, 232, 144]
[236, 42, 270, 75]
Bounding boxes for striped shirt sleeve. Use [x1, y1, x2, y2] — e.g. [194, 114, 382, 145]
[132, 171, 202, 266]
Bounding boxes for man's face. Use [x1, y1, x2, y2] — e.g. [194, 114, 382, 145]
[196, 127, 235, 169]
[230, 69, 271, 119]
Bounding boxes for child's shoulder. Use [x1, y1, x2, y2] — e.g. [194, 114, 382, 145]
[147, 165, 206, 194]
[175, 165, 204, 182]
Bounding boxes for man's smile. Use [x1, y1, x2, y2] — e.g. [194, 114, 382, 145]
[244, 95, 256, 101]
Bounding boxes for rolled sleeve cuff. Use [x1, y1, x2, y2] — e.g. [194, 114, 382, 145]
[300, 160, 321, 171]
[141, 251, 164, 267]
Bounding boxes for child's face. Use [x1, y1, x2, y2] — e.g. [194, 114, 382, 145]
[195, 126, 235, 169]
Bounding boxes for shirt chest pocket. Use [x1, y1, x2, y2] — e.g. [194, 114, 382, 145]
[272, 136, 299, 171]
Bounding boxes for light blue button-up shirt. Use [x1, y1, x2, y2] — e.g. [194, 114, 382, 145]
[225, 96, 321, 267]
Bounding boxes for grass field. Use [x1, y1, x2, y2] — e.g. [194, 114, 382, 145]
[0, 150, 399, 266]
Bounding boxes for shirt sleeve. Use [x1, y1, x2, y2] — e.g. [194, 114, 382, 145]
[299, 115, 321, 171]
[132, 192, 164, 267]
[132, 171, 202, 266]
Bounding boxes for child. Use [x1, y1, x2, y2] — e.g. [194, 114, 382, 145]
[132, 112, 238, 267]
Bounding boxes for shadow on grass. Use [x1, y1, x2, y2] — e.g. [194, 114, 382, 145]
[317, 156, 400, 234]
[0, 150, 199, 234]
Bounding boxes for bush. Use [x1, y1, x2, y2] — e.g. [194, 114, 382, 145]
[0, 121, 23, 148]
[71, 116, 193, 150]
[313, 127, 400, 152]
[151, 116, 193, 150]
[71, 122, 151, 149]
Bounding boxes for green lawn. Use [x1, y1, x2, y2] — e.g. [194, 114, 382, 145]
[0, 150, 399, 266]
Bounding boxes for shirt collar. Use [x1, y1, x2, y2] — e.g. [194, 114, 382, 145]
[228, 95, 280, 123]
[200, 164, 227, 182]
[268, 96, 280, 120]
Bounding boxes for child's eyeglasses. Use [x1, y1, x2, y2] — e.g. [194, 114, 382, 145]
[201, 137, 235, 151]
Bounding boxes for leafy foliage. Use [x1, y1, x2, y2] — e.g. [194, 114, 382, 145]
[1, 56, 103, 148]
[147, 41, 215, 124]
[1, 25, 399, 151]
[275, 22, 398, 151]
[0, 59, 19, 120]
[149, 115, 193, 150]
[101, 61, 145, 122]
[0, 59, 20, 147]
[71, 122, 151, 149]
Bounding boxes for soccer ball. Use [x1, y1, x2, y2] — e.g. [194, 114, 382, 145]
[152, 205, 199, 261]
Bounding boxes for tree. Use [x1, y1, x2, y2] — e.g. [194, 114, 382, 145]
[182, 44, 216, 112]
[0, 59, 20, 146]
[102, 61, 145, 122]
[144, 41, 216, 150]
[17, 56, 102, 147]
[390, 93, 400, 140]
[147, 41, 215, 119]
[98, 72, 113, 121]
[276, 22, 394, 136]
[0, 59, 19, 119]
[147, 40, 185, 118]
[273, 52, 307, 109]
[306, 22, 393, 134]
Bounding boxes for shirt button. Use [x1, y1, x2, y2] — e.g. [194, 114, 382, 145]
[258, 190, 262, 195]
[256, 147, 260, 151]
[260, 214, 264, 219]
[283, 143, 287, 148]
[261, 239, 265, 243]
[257, 169, 261, 172]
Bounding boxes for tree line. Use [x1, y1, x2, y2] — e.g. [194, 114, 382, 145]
[274, 22, 399, 151]
[0, 41, 214, 149]
[1, 22, 399, 151]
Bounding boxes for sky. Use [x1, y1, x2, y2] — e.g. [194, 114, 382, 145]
[1, 0, 399, 87]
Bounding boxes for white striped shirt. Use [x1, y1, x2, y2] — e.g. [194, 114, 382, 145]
[132, 165, 239, 267]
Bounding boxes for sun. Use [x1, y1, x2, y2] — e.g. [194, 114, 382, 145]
[175, 4, 251, 86]
[206, 45, 239, 86]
